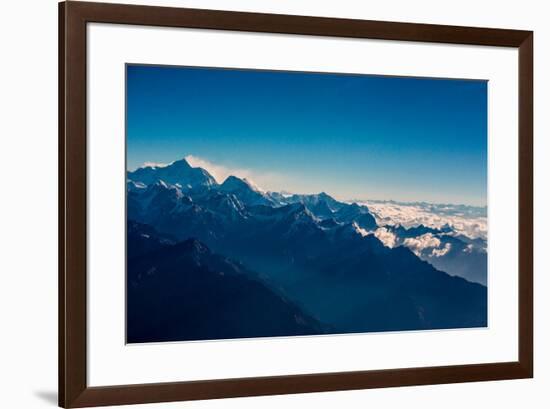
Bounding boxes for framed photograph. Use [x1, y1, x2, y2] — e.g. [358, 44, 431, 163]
[59, 1, 533, 407]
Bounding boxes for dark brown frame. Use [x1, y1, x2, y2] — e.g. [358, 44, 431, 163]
[59, 1, 533, 407]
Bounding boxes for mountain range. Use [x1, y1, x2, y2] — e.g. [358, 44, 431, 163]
[126, 158, 488, 342]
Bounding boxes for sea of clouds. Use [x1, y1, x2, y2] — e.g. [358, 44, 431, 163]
[361, 200, 488, 241]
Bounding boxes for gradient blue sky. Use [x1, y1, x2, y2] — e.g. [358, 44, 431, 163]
[127, 65, 487, 206]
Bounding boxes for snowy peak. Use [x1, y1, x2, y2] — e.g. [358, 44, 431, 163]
[333, 202, 377, 230]
[219, 175, 272, 206]
[169, 157, 193, 169]
[128, 158, 218, 190]
[127, 180, 147, 191]
[128, 160, 379, 233]
[220, 175, 256, 191]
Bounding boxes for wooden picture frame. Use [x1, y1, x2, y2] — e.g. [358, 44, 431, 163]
[59, 1, 533, 407]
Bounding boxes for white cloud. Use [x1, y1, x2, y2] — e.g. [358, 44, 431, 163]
[402, 233, 452, 258]
[403, 233, 441, 257]
[374, 227, 397, 248]
[352, 223, 399, 249]
[142, 161, 170, 168]
[363, 201, 487, 240]
[352, 222, 369, 237]
[185, 154, 283, 192]
[432, 243, 452, 257]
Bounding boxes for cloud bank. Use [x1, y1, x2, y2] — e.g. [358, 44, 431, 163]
[363, 201, 487, 240]
[403, 233, 442, 256]
[374, 227, 397, 248]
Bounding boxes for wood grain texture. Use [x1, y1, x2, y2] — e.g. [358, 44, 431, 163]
[59, 1, 533, 407]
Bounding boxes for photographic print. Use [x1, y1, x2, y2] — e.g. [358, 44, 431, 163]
[126, 65, 488, 344]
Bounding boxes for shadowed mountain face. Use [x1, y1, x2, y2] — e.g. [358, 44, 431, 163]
[126, 158, 488, 342]
[219, 176, 275, 207]
[127, 225, 324, 343]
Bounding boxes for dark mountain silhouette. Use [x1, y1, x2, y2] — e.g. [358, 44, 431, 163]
[218, 217, 486, 332]
[127, 228, 324, 343]
[127, 220, 176, 259]
[386, 223, 445, 238]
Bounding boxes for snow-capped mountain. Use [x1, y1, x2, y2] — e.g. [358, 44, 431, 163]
[219, 175, 275, 206]
[269, 191, 344, 213]
[128, 158, 218, 191]
[127, 158, 485, 283]
[126, 155, 487, 341]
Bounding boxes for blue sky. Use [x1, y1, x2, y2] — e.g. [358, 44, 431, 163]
[127, 65, 487, 206]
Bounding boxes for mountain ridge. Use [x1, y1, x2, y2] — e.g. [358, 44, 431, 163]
[126, 155, 488, 342]
[127, 225, 325, 342]
[127, 157, 487, 284]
